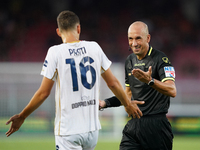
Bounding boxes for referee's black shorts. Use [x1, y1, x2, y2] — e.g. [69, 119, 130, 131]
[120, 113, 173, 150]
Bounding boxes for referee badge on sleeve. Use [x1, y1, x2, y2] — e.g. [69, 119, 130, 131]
[164, 66, 175, 78]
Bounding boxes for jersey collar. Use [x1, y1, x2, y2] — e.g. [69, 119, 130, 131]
[147, 46, 153, 56]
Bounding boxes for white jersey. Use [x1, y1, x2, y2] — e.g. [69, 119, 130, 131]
[41, 41, 111, 135]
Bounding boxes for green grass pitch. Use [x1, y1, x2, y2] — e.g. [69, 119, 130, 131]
[0, 134, 199, 150]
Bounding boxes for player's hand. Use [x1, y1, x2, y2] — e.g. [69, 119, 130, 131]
[99, 100, 106, 110]
[124, 100, 144, 119]
[132, 66, 152, 84]
[5, 114, 25, 137]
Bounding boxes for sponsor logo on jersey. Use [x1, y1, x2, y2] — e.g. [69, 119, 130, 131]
[164, 66, 175, 78]
[72, 99, 96, 109]
[43, 60, 48, 67]
[134, 63, 145, 66]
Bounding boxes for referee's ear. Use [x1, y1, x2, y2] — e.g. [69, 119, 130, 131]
[147, 34, 151, 43]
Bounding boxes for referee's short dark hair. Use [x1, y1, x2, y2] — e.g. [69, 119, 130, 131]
[57, 10, 80, 32]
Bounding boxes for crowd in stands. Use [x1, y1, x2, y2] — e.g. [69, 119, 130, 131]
[1, 0, 200, 79]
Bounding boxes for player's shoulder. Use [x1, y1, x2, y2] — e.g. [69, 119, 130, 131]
[83, 40, 100, 47]
[83, 41, 103, 54]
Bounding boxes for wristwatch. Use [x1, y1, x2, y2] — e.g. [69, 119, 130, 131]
[147, 78, 154, 86]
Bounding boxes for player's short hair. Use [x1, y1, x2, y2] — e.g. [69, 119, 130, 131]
[57, 10, 80, 31]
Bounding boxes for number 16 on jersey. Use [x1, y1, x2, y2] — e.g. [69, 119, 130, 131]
[66, 56, 96, 91]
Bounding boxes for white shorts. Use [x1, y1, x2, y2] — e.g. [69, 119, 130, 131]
[55, 130, 99, 150]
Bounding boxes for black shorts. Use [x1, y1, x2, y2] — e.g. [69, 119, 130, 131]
[120, 114, 173, 150]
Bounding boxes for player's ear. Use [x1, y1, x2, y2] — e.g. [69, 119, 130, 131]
[56, 28, 61, 37]
[77, 24, 81, 34]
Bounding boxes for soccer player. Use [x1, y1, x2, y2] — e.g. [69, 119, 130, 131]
[99, 21, 177, 150]
[5, 11, 144, 150]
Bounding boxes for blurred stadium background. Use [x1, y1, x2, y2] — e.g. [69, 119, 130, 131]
[0, 0, 200, 149]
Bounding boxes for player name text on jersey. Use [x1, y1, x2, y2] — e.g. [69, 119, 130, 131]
[69, 47, 86, 56]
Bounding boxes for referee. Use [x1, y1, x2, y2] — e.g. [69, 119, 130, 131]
[99, 21, 177, 150]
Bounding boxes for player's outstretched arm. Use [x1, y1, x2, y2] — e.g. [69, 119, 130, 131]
[5, 77, 54, 137]
[101, 68, 144, 118]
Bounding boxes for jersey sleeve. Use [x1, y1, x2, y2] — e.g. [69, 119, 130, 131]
[157, 54, 175, 82]
[40, 47, 58, 81]
[95, 43, 111, 74]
